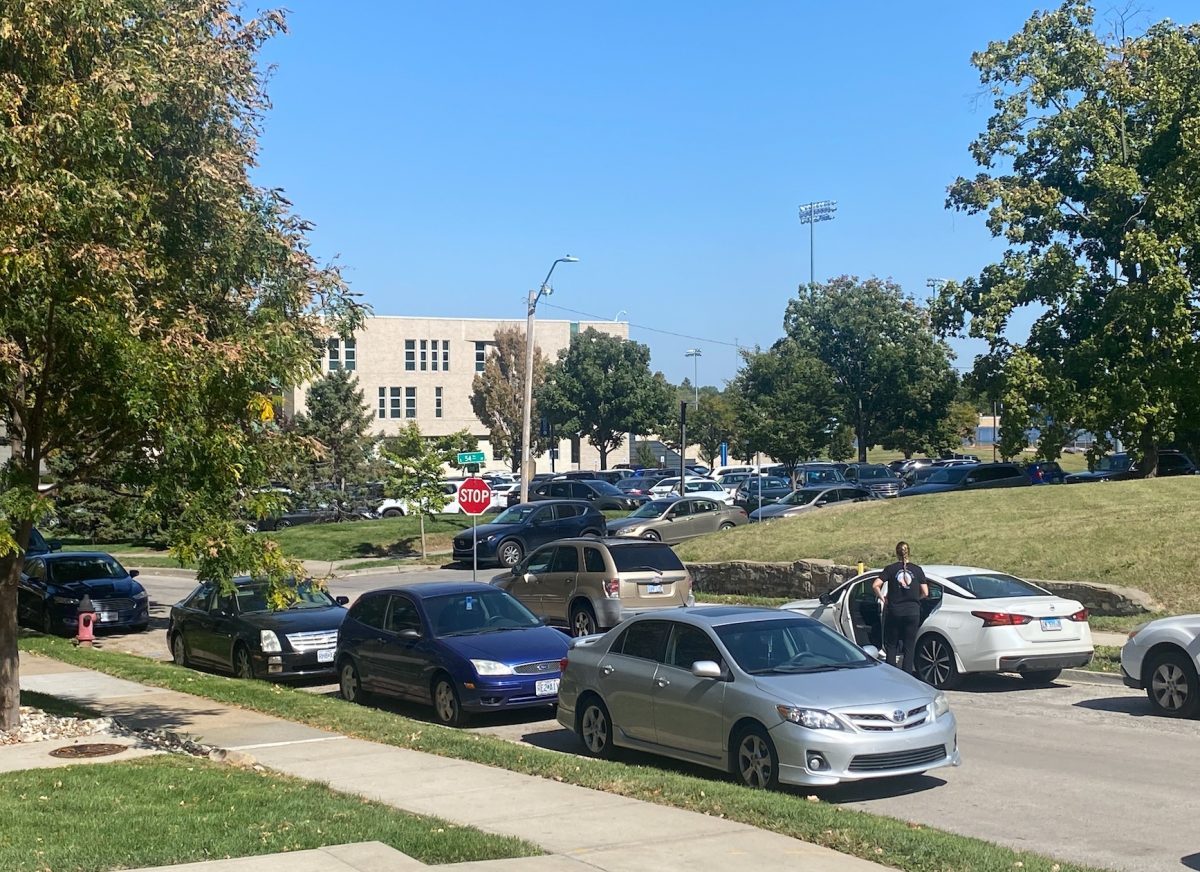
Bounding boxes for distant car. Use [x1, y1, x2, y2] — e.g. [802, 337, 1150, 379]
[843, 464, 903, 498]
[557, 608, 959, 787]
[554, 469, 634, 485]
[493, 537, 694, 636]
[748, 486, 875, 521]
[528, 479, 642, 511]
[605, 496, 748, 543]
[19, 552, 149, 636]
[733, 476, 793, 512]
[715, 472, 754, 494]
[783, 566, 1093, 688]
[337, 582, 570, 726]
[1065, 450, 1197, 483]
[649, 477, 734, 504]
[1026, 460, 1066, 485]
[1121, 615, 1200, 718]
[795, 463, 848, 486]
[615, 477, 659, 498]
[168, 577, 348, 679]
[898, 462, 1029, 497]
[452, 500, 606, 568]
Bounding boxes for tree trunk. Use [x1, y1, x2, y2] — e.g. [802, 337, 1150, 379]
[0, 519, 32, 731]
[856, 409, 868, 463]
[419, 514, 427, 557]
[598, 447, 608, 470]
[1139, 426, 1158, 478]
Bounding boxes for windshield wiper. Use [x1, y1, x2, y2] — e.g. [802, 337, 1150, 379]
[774, 664, 838, 674]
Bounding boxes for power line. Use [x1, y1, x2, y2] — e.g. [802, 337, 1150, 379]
[539, 302, 744, 350]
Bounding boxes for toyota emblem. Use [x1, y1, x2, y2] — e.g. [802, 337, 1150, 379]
[891, 709, 905, 723]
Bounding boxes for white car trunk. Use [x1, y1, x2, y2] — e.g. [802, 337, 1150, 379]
[971, 595, 1086, 643]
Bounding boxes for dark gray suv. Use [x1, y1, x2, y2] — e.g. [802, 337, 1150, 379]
[899, 462, 1029, 497]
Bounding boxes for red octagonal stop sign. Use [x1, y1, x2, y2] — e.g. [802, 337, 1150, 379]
[457, 477, 493, 515]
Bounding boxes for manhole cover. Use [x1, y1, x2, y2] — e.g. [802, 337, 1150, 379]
[49, 743, 128, 759]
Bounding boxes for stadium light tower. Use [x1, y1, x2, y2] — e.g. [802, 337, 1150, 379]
[798, 199, 837, 288]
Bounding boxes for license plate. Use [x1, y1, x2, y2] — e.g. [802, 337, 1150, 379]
[646, 583, 664, 594]
[1041, 618, 1061, 631]
[317, 648, 335, 663]
[535, 678, 559, 697]
[99, 611, 116, 622]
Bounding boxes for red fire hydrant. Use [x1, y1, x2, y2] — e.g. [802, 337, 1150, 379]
[76, 595, 96, 647]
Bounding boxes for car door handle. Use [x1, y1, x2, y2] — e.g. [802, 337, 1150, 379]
[655, 677, 670, 688]
[600, 665, 615, 676]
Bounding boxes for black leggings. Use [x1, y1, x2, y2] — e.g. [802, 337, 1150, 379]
[884, 609, 921, 674]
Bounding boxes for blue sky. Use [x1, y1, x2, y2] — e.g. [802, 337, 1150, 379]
[252, 1, 1193, 386]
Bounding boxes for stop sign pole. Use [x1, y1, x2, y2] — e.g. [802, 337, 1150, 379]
[458, 477, 493, 582]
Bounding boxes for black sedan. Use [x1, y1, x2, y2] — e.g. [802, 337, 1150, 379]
[18, 552, 149, 636]
[528, 479, 643, 511]
[168, 578, 348, 680]
[733, 476, 793, 512]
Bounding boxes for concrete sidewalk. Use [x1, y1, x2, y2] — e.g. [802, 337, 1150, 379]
[18, 652, 892, 872]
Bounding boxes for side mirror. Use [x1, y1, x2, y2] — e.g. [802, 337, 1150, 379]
[862, 645, 886, 661]
[818, 591, 833, 606]
[523, 572, 537, 584]
[128, 569, 140, 578]
[691, 660, 724, 679]
[398, 628, 420, 641]
[814, 500, 826, 507]
[336, 595, 349, 605]
[48, 539, 62, 552]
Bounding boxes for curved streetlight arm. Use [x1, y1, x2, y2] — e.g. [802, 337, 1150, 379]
[531, 256, 578, 314]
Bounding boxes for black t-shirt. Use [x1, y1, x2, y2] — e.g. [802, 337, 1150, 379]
[881, 561, 926, 615]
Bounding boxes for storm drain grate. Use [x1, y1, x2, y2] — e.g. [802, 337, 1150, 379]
[49, 743, 128, 759]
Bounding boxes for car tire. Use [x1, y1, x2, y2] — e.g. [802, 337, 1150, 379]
[497, 539, 524, 568]
[1145, 649, 1200, 718]
[276, 519, 291, 530]
[718, 522, 735, 531]
[339, 658, 368, 705]
[732, 724, 779, 790]
[570, 602, 598, 638]
[581, 529, 602, 538]
[1021, 669, 1062, 685]
[432, 675, 468, 727]
[915, 634, 962, 690]
[577, 696, 616, 759]
[233, 644, 256, 680]
[382, 508, 404, 518]
[171, 633, 190, 667]
[41, 606, 58, 637]
[641, 530, 661, 541]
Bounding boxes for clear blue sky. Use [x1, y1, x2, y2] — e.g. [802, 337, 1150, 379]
[251, 1, 1193, 386]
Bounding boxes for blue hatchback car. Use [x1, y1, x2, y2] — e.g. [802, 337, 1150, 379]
[336, 582, 570, 726]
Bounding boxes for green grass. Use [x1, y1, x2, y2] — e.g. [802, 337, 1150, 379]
[677, 477, 1200, 612]
[18, 690, 99, 719]
[1088, 613, 1165, 634]
[20, 637, 1105, 872]
[1081, 645, 1122, 674]
[694, 592, 790, 607]
[0, 755, 536, 871]
[263, 515, 474, 560]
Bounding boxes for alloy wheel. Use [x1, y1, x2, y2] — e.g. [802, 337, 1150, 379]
[737, 731, 776, 789]
[233, 646, 255, 680]
[580, 703, 610, 756]
[340, 661, 361, 704]
[434, 679, 461, 726]
[1151, 662, 1191, 713]
[171, 634, 189, 667]
[916, 636, 957, 688]
[499, 541, 523, 567]
[572, 606, 597, 637]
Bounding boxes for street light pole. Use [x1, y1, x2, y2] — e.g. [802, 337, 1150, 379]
[797, 200, 838, 287]
[520, 256, 578, 505]
[685, 348, 702, 407]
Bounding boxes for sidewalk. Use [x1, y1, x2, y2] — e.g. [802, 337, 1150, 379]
[17, 652, 891, 872]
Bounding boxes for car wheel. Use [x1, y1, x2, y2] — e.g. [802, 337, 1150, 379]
[41, 606, 58, 637]
[171, 633, 190, 667]
[581, 529, 602, 537]
[1021, 669, 1062, 685]
[718, 522, 735, 531]
[577, 696, 615, 759]
[1146, 650, 1200, 718]
[433, 675, 468, 727]
[641, 530, 661, 541]
[915, 634, 961, 689]
[497, 539, 524, 568]
[382, 508, 403, 518]
[570, 602, 598, 637]
[276, 519, 291, 530]
[733, 724, 779, 790]
[233, 644, 256, 680]
[339, 659, 367, 705]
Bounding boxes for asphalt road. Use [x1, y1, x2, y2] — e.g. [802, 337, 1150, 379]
[118, 567, 1198, 872]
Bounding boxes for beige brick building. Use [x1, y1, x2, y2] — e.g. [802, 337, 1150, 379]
[283, 316, 630, 472]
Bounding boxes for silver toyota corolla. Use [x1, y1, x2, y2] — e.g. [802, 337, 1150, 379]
[557, 607, 960, 788]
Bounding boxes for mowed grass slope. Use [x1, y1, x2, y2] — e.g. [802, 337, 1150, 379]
[676, 477, 1200, 612]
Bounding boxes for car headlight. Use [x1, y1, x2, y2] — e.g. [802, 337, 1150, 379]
[260, 630, 282, 653]
[776, 705, 844, 730]
[470, 659, 515, 676]
[132, 589, 148, 600]
[51, 595, 80, 606]
[1127, 623, 1149, 642]
[932, 692, 950, 719]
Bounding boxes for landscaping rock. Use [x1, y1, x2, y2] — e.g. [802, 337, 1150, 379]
[0, 708, 117, 745]
[208, 748, 258, 768]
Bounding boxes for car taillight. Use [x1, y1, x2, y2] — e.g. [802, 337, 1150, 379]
[1067, 608, 1088, 622]
[971, 610, 1034, 627]
[559, 655, 569, 672]
[603, 578, 620, 598]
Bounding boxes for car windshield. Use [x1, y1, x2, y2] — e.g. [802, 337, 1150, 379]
[48, 556, 126, 583]
[493, 505, 539, 524]
[628, 499, 675, 519]
[925, 466, 972, 484]
[236, 580, 336, 612]
[777, 490, 821, 506]
[744, 477, 788, 490]
[610, 544, 684, 572]
[855, 466, 896, 480]
[948, 573, 1048, 598]
[426, 589, 540, 636]
[1096, 453, 1130, 472]
[715, 618, 873, 674]
[717, 474, 748, 485]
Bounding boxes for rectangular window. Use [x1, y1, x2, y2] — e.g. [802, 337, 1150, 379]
[377, 387, 386, 419]
[435, 387, 443, 418]
[431, 341, 438, 371]
[343, 338, 356, 371]
[419, 340, 427, 371]
[405, 340, 415, 371]
[475, 341, 487, 372]
[390, 387, 401, 419]
[327, 338, 341, 370]
[405, 387, 416, 419]
[442, 340, 450, 371]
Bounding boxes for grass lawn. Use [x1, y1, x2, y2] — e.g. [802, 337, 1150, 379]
[1082, 645, 1122, 674]
[0, 755, 536, 871]
[262, 515, 474, 560]
[693, 592, 790, 608]
[677, 477, 1200, 612]
[20, 637, 1104, 872]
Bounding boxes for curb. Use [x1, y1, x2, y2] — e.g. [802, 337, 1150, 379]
[1062, 668, 1126, 687]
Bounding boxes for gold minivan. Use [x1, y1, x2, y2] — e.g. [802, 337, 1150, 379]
[492, 537, 694, 636]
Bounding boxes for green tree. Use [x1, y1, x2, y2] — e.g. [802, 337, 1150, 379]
[436, 430, 482, 474]
[730, 341, 839, 472]
[539, 329, 673, 469]
[469, 327, 549, 472]
[827, 425, 855, 463]
[296, 368, 376, 491]
[785, 276, 958, 462]
[689, 393, 737, 470]
[935, 1, 1200, 474]
[381, 424, 450, 558]
[0, 2, 362, 729]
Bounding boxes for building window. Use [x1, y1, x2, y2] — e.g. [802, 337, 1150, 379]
[343, 338, 356, 371]
[475, 341, 487, 372]
[377, 387, 386, 419]
[390, 387, 401, 419]
[441, 340, 450, 371]
[435, 387, 443, 418]
[431, 339, 439, 371]
[419, 340, 427, 371]
[327, 338, 341, 370]
[405, 387, 416, 419]
[571, 435, 581, 465]
[405, 340, 415, 371]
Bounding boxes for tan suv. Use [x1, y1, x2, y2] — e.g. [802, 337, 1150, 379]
[491, 537, 694, 636]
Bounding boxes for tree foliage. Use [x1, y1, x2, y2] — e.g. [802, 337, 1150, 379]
[469, 327, 548, 472]
[934, 1, 1200, 473]
[295, 369, 377, 490]
[0, 2, 363, 729]
[380, 424, 450, 558]
[539, 329, 673, 469]
[689, 393, 737, 470]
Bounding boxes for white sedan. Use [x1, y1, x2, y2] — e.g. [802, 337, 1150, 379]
[1120, 615, 1200, 718]
[649, 477, 734, 504]
[782, 565, 1094, 689]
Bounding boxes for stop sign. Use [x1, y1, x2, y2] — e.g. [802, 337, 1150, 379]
[457, 477, 493, 515]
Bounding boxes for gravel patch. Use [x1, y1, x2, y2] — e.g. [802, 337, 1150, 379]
[2, 706, 216, 759]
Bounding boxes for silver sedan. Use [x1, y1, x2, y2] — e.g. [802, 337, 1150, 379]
[557, 607, 959, 788]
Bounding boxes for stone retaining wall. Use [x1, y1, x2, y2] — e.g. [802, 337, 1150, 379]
[686, 561, 1159, 617]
